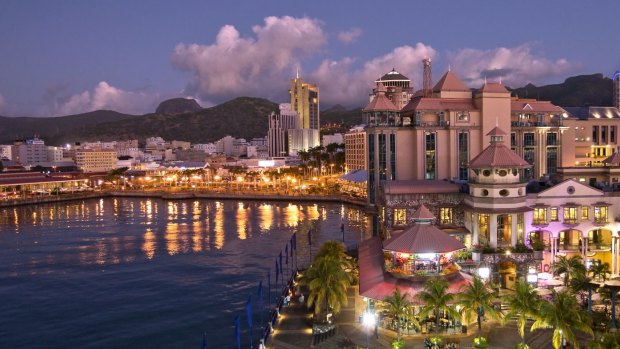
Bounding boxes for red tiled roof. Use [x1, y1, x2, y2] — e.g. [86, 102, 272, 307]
[603, 152, 620, 165]
[469, 142, 530, 168]
[383, 180, 461, 195]
[401, 97, 477, 112]
[511, 100, 564, 113]
[359, 237, 473, 301]
[433, 71, 470, 92]
[486, 126, 508, 136]
[383, 223, 466, 254]
[411, 204, 435, 220]
[478, 82, 509, 93]
[363, 85, 398, 112]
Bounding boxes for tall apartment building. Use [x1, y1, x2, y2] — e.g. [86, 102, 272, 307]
[289, 75, 320, 130]
[0, 145, 12, 160]
[11, 137, 49, 165]
[344, 125, 367, 172]
[267, 103, 299, 157]
[75, 149, 117, 172]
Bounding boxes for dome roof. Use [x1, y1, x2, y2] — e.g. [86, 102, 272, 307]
[377, 68, 409, 82]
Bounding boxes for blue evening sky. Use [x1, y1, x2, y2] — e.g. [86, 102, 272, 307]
[0, 0, 618, 116]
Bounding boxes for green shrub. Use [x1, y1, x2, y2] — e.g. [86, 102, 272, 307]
[473, 336, 488, 348]
[391, 339, 404, 349]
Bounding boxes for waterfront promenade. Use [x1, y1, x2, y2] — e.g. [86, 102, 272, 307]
[0, 188, 369, 210]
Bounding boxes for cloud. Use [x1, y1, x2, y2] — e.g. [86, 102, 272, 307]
[309, 43, 437, 107]
[0, 93, 5, 110]
[337, 28, 362, 44]
[55, 81, 162, 116]
[447, 43, 577, 87]
[172, 16, 326, 102]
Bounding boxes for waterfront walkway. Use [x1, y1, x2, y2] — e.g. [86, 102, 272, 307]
[266, 281, 607, 349]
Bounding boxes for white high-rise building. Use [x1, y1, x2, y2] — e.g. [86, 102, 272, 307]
[268, 103, 299, 157]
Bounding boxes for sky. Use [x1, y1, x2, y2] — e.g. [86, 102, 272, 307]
[0, 0, 618, 117]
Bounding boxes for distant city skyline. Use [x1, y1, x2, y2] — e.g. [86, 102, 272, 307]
[1, 0, 619, 117]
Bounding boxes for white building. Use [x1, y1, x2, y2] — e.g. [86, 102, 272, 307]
[0, 145, 12, 160]
[47, 146, 65, 162]
[193, 143, 218, 154]
[288, 128, 320, 156]
[216, 136, 236, 156]
[322, 133, 344, 147]
[268, 103, 300, 157]
[75, 149, 118, 172]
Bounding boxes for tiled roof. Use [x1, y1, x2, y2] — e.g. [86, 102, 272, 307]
[603, 152, 620, 165]
[401, 97, 477, 112]
[363, 91, 398, 112]
[469, 142, 530, 168]
[410, 204, 435, 220]
[433, 71, 470, 92]
[383, 180, 461, 195]
[383, 223, 466, 254]
[358, 237, 473, 301]
[377, 68, 409, 82]
[479, 82, 509, 93]
[512, 100, 564, 113]
[486, 126, 507, 136]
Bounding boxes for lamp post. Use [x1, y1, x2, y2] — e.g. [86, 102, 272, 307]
[526, 266, 538, 287]
[478, 263, 490, 281]
[362, 311, 376, 349]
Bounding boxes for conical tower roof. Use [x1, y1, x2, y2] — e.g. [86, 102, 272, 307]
[433, 70, 470, 92]
[469, 127, 530, 168]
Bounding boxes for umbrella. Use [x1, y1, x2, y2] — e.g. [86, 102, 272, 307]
[537, 272, 554, 280]
[545, 278, 564, 286]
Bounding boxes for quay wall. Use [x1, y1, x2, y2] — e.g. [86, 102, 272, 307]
[0, 190, 373, 211]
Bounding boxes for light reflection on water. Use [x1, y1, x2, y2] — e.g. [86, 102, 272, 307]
[0, 198, 371, 349]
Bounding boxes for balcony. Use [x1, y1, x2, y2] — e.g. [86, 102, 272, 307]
[532, 219, 548, 227]
[558, 243, 580, 251]
[563, 218, 579, 226]
[547, 140, 560, 146]
[594, 218, 608, 226]
[523, 141, 536, 146]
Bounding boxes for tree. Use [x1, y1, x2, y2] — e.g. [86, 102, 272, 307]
[417, 278, 457, 338]
[503, 281, 542, 348]
[301, 241, 353, 322]
[382, 289, 416, 341]
[531, 290, 593, 349]
[552, 255, 587, 286]
[589, 262, 611, 282]
[458, 277, 501, 344]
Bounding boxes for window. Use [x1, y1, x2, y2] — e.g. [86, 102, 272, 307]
[510, 133, 517, 147]
[602, 126, 608, 143]
[457, 111, 469, 121]
[563, 207, 578, 224]
[581, 207, 589, 220]
[550, 207, 559, 221]
[390, 134, 396, 180]
[458, 132, 469, 180]
[546, 132, 558, 146]
[593, 126, 599, 143]
[439, 207, 453, 225]
[612, 126, 616, 143]
[594, 206, 608, 223]
[393, 208, 407, 226]
[517, 214, 524, 243]
[547, 147, 557, 174]
[368, 134, 375, 204]
[497, 214, 512, 245]
[379, 134, 387, 181]
[524, 133, 535, 146]
[533, 208, 547, 225]
[478, 214, 490, 244]
[425, 132, 436, 180]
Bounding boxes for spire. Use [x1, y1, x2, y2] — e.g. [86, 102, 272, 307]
[484, 76, 487, 84]
[448, 64, 451, 72]
[296, 65, 300, 79]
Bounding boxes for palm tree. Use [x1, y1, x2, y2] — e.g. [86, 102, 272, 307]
[417, 278, 457, 338]
[301, 241, 354, 322]
[503, 281, 542, 348]
[531, 290, 593, 349]
[382, 289, 417, 341]
[458, 277, 501, 344]
[589, 262, 611, 282]
[552, 255, 587, 286]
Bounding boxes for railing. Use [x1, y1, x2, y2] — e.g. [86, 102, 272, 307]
[594, 218, 609, 225]
[563, 218, 578, 225]
[524, 141, 536, 146]
[532, 219, 548, 226]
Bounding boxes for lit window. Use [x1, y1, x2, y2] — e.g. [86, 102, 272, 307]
[581, 207, 589, 220]
[594, 206, 608, 223]
[393, 208, 407, 226]
[439, 207, 453, 225]
[533, 208, 547, 225]
[550, 207, 559, 221]
[564, 207, 578, 224]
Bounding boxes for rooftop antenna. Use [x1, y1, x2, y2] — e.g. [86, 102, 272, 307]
[499, 76, 502, 84]
[423, 58, 432, 98]
[484, 76, 487, 84]
[448, 64, 451, 72]
[495, 117, 499, 127]
[296, 65, 300, 79]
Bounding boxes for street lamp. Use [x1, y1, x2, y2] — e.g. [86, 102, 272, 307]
[362, 311, 376, 349]
[527, 266, 538, 286]
[478, 263, 490, 281]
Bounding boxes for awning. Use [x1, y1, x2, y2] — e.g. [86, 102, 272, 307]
[339, 170, 367, 183]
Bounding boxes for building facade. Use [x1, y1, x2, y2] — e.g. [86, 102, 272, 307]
[267, 103, 299, 157]
[289, 76, 320, 130]
[344, 125, 367, 172]
[75, 149, 117, 173]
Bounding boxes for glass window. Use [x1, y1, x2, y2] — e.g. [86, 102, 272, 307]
[390, 133, 396, 180]
[593, 126, 599, 143]
[563, 207, 578, 224]
[550, 207, 559, 221]
[458, 132, 469, 180]
[581, 207, 589, 220]
[533, 208, 547, 225]
[497, 214, 512, 245]
[517, 214, 524, 243]
[425, 132, 436, 180]
[547, 147, 558, 174]
[546, 132, 558, 146]
[439, 207, 453, 225]
[524, 133, 535, 146]
[379, 134, 387, 181]
[478, 214, 489, 244]
[393, 208, 407, 226]
[594, 206, 608, 223]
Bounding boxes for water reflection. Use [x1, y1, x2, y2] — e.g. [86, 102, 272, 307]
[0, 199, 371, 270]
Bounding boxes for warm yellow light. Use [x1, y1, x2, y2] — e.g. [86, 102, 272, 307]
[291, 178, 297, 183]
[237, 176, 243, 182]
[214, 175, 221, 181]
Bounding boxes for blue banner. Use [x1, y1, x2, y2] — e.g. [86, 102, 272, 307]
[201, 332, 207, 349]
[285, 245, 289, 265]
[275, 260, 279, 283]
[245, 295, 253, 328]
[234, 315, 240, 349]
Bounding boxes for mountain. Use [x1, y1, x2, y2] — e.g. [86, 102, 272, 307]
[155, 98, 202, 115]
[509, 73, 613, 107]
[0, 97, 278, 145]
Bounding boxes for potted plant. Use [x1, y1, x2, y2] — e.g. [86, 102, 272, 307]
[531, 239, 545, 259]
[472, 244, 483, 261]
[512, 242, 533, 254]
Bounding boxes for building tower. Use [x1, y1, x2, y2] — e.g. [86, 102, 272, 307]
[267, 103, 299, 157]
[423, 58, 432, 98]
[614, 71, 620, 109]
[289, 74, 320, 130]
[373, 68, 414, 110]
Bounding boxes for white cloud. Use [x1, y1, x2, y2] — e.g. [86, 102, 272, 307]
[309, 43, 437, 106]
[55, 81, 162, 116]
[171, 16, 326, 101]
[447, 43, 577, 88]
[337, 28, 362, 44]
